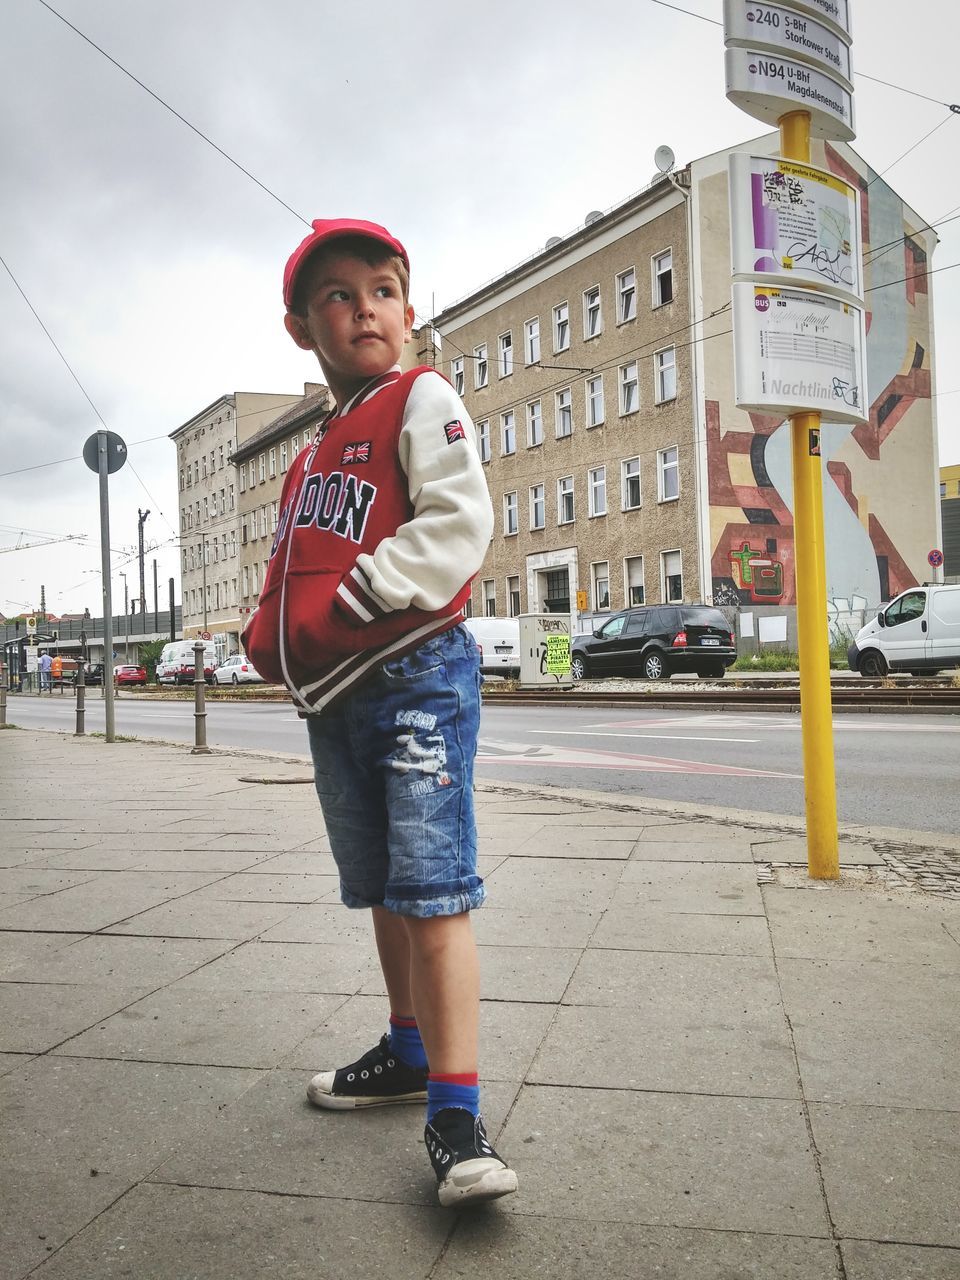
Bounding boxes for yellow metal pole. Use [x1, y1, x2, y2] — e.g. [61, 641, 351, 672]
[779, 112, 839, 880]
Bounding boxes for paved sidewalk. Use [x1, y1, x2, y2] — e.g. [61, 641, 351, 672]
[1, 729, 958, 1279]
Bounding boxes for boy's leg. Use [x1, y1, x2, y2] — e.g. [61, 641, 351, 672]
[403, 912, 478, 1074]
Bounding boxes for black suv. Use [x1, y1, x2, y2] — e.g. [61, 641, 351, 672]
[571, 605, 736, 681]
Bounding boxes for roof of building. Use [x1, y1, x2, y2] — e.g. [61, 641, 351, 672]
[232, 384, 333, 462]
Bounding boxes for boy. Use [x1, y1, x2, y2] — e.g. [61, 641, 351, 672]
[243, 218, 517, 1207]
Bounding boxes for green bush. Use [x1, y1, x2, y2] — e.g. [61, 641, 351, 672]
[731, 651, 799, 671]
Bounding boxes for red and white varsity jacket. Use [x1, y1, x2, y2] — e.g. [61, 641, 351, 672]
[242, 366, 493, 713]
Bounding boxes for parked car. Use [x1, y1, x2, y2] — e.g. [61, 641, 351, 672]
[570, 604, 736, 681]
[114, 664, 147, 686]
[213, 654, 265, 685]
[462, 617, 521, 677]
[82, 662, 104, 686]
[156, 640, 218, 685]
[847, 584, 960, 676]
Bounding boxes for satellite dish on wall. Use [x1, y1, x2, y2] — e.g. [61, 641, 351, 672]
[654, 144, 676, 174]
[545, 236, 562, 249]
[584, 210, 603, 225]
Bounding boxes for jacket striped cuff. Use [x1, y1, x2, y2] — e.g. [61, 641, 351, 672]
[335, 565, 393, 626]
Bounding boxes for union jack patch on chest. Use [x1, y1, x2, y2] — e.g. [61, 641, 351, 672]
[443, 420, 467, 445]
[341, 441, 371, 465]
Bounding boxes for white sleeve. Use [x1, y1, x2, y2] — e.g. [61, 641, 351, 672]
[334, 370, 493, 621]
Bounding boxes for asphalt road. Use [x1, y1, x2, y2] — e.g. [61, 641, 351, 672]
[6, 691, 959, 835]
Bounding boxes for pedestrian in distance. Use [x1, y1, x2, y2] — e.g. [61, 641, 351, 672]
[38, 649, 52, 692]
[242, 219, 517, 1208]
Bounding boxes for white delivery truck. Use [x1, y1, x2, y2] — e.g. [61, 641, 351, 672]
[847, 584, 960, 677]
[462, 617, 521, 677]
[156, 639, 219, 685]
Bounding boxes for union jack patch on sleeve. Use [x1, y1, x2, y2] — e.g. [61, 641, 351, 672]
[443, 420, 467, 445]
[341, 441, 371, 465]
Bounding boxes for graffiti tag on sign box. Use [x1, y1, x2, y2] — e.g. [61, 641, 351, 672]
[730, 154, 862, 301]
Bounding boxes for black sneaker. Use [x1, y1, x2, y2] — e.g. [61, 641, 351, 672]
[424, 1107, 519, 1207]
[306, 1035, 428, 1109]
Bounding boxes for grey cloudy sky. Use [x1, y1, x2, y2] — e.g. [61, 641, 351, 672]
[1, 0, 957, 618]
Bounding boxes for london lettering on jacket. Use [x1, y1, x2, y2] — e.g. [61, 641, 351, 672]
[271, 470, 378, 556]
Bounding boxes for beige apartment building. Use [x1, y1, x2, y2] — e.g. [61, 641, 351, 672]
[435, 134, 940, 627]
[171, 391, 303, 650]
[435, 176, 696, 620]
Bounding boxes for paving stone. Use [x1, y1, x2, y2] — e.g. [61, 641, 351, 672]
[0, 1055, 259, 1280]
[0, 982, 151, 1053]
[841, 1240, 960, 1278]
[53, 988, 346, 1068]
[765, 888, 960, 968]
[153, 1069, 519, 1204]
[3, 933, 235, 988]
[811, 1103, 960, 1245]
[481, 858, 625, 912]
[31, 1183, 452, 1280]
[476, 945, 582, 1003]
[753, 836, 885, 866]
[498, 1085, 828, 1234]
[0, 1051, 33, 1076]
[103, 897, 299, 940]
[437, 1216, 839, 1280]
[629, 839, 755, 863]
[0, 871, 226, 932]
[510, 832, 637, 859]
[779, 957, 960, 1109]
[258, 903, 374, 946]
[530, 1002, 799, 1099]
[187, 871, 340, 903]
[590, 907, 773, 955]
[472, 906, 600, 950]
[635, 821, 761, 843]
[0, 929, 86, 976]
[244, 847, 333, 874]
[173, 939, 380, 994]
[615, 861, 766, 915]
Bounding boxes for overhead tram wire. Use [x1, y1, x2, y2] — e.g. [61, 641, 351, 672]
[35, 0, 310, 230]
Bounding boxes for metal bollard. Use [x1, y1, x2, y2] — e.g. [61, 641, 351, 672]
[75, 662, 86, 736]
[0, 662, 7, 728]
[191, 639, 211, 754]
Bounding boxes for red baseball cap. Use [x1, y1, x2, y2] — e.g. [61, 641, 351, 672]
[283, 218, 409, 308]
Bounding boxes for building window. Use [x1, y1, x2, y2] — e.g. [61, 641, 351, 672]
[280, 442, 288, 472]
[588, 466, 607, 517]
[556, 387, 573, 438]
[558, 475, 575, 524]
[583, 286, 602, 339]
[239, 468, 245, 494]
[530, 483, 545, 530]
[248, 460, 256, 489]
[619, 361, 639, 415]
[655, 346, 677, 403]
[258, 454, 266, 483]
[503, 490, 519, 536]
[507, 575, 521, 618]
[526, 400, 543, 447]
[940, 481, 946, 497]
[524, 317, 540, 364]
[621, 456, 642, 510]
[203, 497, 209, 522]
[498, 331, 513, 378]
[625, 555, 645, 605]
[474, 344, 488, 389]
[179, 468, 184, 492]
[501, 410, 516, 456]
[229, 484, 235, 511]
[267, 448, 275, 477]
[586, 375, 604, 428]
[202, 455, 208, 479]
[252, 562, 260, 595]
[592, 562, 610, 612]
[653, 249, 673, 306]
[271, 501, 279, 532]
[658, 446, 680, 502]
[218, 445, 224, 470]
[478, 420, 491, 463]
[617, 268, 636, 323]
[291, 435, 300, 461]
[452, 356, 464, 396]
[303, 429, 310, 450]
[260, 505, 268, 538]
[662, 549, 683, 602]
[483, 579, 497, 617]
[553, 301, 569, 352]
[230, 530, 237, 558]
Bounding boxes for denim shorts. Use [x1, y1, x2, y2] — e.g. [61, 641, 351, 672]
[305, 625, 485, 917]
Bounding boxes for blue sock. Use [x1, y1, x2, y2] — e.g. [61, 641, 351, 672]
[427, 1073, 480, 1123]
[388, 1015, 428, 1070]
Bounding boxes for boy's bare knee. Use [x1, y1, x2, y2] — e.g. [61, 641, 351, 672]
[404, 911, 472, 956]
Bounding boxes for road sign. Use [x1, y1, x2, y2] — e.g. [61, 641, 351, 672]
[26, 615, 37, 634]
[928, 549, 944, 568]
[725, 47, 854, 139]
[788, 0, 851, 38]
[724, 1, 852, 87]
[729, 153, 862, 301]
[199, 631, 212, 640]
[731, 281, 867, 423]
[575, 590, 588, 611]
[83, 431, 128, 475]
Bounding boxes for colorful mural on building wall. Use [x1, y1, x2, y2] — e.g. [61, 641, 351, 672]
[709, 144, 935, 610]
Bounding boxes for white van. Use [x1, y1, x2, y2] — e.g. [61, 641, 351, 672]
[462, 617, 521, 677]
[156, 639, 218, 685]
[847, 584, 960, 677]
